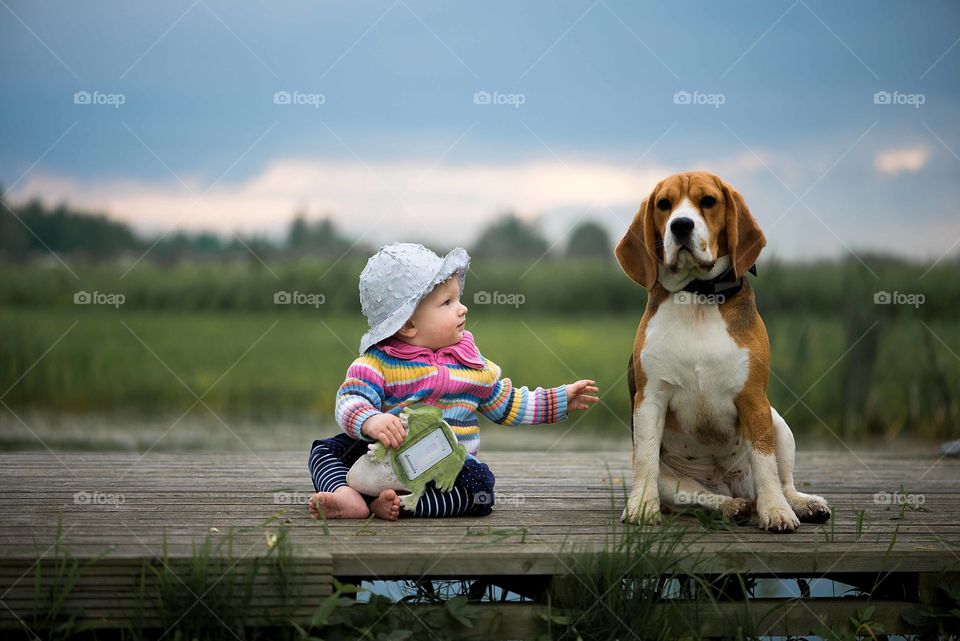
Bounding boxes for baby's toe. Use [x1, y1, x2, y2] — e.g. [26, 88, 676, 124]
[308, 494, 324, 519]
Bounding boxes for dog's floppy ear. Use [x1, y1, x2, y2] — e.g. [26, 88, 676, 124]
[615, 190, 660, 290]
[720, 179, 765, 279]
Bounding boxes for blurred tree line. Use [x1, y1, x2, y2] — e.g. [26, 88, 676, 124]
[0, 187, 612, 264]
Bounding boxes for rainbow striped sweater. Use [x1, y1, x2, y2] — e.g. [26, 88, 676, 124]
[335, 331, 568, 457]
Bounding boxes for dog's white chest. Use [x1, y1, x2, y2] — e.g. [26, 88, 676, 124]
[641, 295, 754, 491]
[641, 295, 750, 397]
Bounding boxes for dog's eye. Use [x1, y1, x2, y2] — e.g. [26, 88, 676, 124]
[701, 195, 717, 209]
[656, 198, 671, 211]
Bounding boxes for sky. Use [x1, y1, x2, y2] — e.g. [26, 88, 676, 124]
[2, 0, 959, 261]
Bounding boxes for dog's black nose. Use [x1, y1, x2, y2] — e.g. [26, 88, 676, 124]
[670, 217, 695, 237]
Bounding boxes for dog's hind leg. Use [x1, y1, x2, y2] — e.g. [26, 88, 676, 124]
[772, 407, 831, 523]
[659, 463, 754, 524]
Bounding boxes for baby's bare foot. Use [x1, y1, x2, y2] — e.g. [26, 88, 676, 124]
[309, 487, 369, 519]
[370, 489, 402, 521]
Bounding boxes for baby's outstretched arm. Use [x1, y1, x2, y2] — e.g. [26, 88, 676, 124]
[565, 380, 600, 411]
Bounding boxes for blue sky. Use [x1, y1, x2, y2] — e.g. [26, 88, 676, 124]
[2, 1, 959, 260]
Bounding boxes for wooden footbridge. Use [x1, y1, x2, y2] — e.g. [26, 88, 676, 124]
[1, 449, 957, 639]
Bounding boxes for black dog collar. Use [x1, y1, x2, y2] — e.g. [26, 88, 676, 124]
[681, 264, 757, 299]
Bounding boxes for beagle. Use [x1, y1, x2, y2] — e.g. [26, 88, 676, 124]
[615, 171, 830, 532]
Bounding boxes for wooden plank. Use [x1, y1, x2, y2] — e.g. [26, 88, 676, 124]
[0, 556, 333, 630]
[0, 449, 957, 633]
[652, 598, 917, 638]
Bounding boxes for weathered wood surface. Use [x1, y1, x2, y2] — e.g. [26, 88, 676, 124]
[0, 450, 957, 570]
[0, 449, 957, 631]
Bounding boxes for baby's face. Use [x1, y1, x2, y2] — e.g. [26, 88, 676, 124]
[402, 276, 468, 350]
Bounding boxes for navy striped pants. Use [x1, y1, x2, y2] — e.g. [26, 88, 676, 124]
[308, 434, 496, 518]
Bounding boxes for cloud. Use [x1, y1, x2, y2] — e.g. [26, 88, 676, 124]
[874, 145, 931, 176]
[11, 158, 675, 246]
[9, 147, 779, 237]
[20, 150, 951, 260]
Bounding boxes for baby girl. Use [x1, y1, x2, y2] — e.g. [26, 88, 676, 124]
[308, 243, 599, 520]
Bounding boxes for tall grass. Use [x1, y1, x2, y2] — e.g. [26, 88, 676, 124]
[17, 506, 957, 639]
[2, 255, 958, 317]
[547, 513, 723, 640]
[1, 256, 957, 440]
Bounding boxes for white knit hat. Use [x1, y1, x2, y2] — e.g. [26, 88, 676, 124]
[358, 243, 470, 354]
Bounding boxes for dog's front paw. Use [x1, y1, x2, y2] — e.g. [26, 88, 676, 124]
[622, 492, 662, 525]
[757, 497, 800, 533]
[787, 492, 831, 523]
[720, 497, 755, 525]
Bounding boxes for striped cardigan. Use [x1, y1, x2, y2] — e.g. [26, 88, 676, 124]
[335, 331, 567, 456]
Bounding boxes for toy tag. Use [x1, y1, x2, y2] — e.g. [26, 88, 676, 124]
[398, 427, 453, 480]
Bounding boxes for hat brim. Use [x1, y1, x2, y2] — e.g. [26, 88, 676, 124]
[358, 247, 470, 354]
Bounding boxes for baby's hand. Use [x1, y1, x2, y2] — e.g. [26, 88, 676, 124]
[361, 413, 407, 448]
[565, 380, 600, 412]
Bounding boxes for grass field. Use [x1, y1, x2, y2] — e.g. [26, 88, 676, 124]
[1, 304, 957, 444]
[1, 255, 958, 447]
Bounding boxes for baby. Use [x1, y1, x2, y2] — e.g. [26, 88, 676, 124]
[308, 243, 599, 521]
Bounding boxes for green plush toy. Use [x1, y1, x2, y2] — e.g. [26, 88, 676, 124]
[345, 404, 467, 511]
